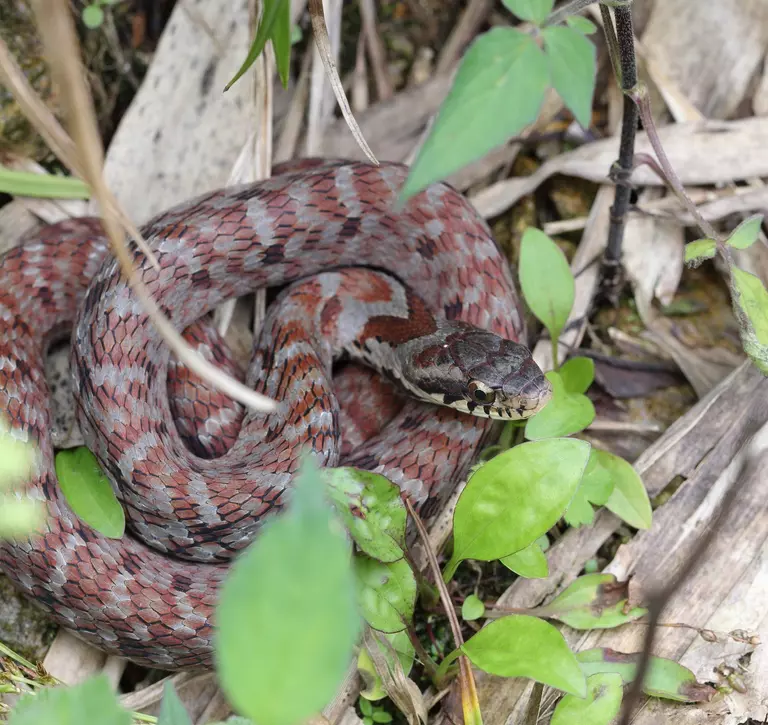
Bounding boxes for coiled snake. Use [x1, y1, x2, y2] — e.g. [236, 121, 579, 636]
[0, 160, 550, 669]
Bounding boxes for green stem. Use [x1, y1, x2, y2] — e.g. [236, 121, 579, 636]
[545, 0, 599, 27]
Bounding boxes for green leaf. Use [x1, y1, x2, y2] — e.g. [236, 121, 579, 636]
[82, 5, 105, 29]
[576, 648, 717, 703]
[54, 447, 125, 539]
[602, 454, 652, 530]
[324, 468, 406, 563]
[215, 461, 361, 725]
[372, 711, 393, 723]
[0, 423, 36, 488]
[225, 0, 291, 91]
[726, 214, 763, 250]
[559, 356, 594, 394]
[0, 167, 90, 200]
[565, 15, 597, 35]
[0, 495, 44, 538]
[542, 26, 597, 128]
[684, 239, 717, 266]
[445, 438, 589, 578]
[551, 673, 623, 725]
[500, 539, 549, 578]
[462, 594, 486, 621]
[158, 681, 192, 725]
[524, 372, 595, 440]
[9, 675, 131, 725]
[564, 448, 615, 527]
[501, 0, 554, 25]
[539, 574, 647, 629]
[519, 228, 574, 344]
[401, 28, 549, 200]
[358, 631, 415, 701]
[270, 0, 292, 88]
[731, 266, 768, 373]
[461, 615, 586, 697]
[355, 556, 416, 633]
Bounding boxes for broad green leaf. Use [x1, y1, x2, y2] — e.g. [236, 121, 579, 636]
[270, 0, 292, 88]
[225, 0, 291, 90]
[324, 468, 406, 563]
[564, 448, 615, 527]
[355, 556, 416, 633]
[559, 356, 594, 394]
[726, 214, 763, 250]
[0, 167, 90, 200]
[215, 462, 361, 725]
[501, 539, 548, 578]
[445, 439, 589, 578]
[602, 454, 652, 529]
[0, 495, 44, 538]
[461, 615, 586, 697]
[158, 681, 192, 725]
[519, 228, 574, 344]
[462, 594, 486, 621]
[684, 239, 717, 266]
[402, 28, 549, 200]
[501, 0, 554, 25]
[731, 266, 768, 373]
[525, 372, 595, 440]
[82, 5, 105, 29]
[9, 674, 131, 725]
[577, 648, 717, 703]
[551, 673, 623, 725]
[0, 423, 36, 487]
[539, 574, 647, 629]
[542, 26, 597, 128]
[358, 631, 415, 701]
[54, 447, 125, 538]
[565, 15, 597, 34]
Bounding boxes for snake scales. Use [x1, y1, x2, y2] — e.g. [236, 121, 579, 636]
[0, 160, 549, 669]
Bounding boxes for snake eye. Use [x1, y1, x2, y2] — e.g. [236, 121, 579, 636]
[468, 380, 496, 404]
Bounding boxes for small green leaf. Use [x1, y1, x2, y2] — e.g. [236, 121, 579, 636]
[358, 631, 415, 701]
[215, 461, 361, 725]
[270, 0, 292, 88]
[0, 423, 36, 488]
[461, 615, 586, 697]
[576, 648, 717, 703]
[372, 711, 393, 723]
[551, 673, 623, 725]
[360, 699, 373, 717]
[0, 167, 90, 200]
[542, 26, 597, 128]
[324, 468, 406, 563]
[564, 448, 615, 527]
[158, 682, 192, 725]
[355, 556, 416, 633]
[684, 239, 717, 266]
[225, 0, 291, 91]
[726, 214, 763, 250]
[519, 228, 575, 344]
[445, 439, 589, 578]
[0, 495, 44, 538]
[539, 574, 647, 629]
[602, 454, 652, 530]
[731, 265, 768, 374]
[55, 447, 125, 539]
[525, 372, 595, 440]
[565, 15, 597, 35]
[501, 0, 554, 25]
[462, 594, 486, 621]
[559, 356, 594, 394]
[401, 28, 549, 200]
[9, 674, 131, 725]
[82, 5, 105, 29]
[500, 539, 548, 578]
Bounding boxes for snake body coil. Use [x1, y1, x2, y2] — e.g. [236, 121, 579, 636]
[0, 161, 548, 668]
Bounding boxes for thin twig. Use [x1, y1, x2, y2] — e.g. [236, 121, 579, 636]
[358, 0, 393, 101]
[27, 0, 276, 414]
[601, 3, 639, 304]
[545, 0, 600, 27]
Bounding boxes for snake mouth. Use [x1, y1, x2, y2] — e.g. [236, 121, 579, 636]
[436, 384, 553, 421]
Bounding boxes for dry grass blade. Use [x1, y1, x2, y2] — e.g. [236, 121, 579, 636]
[26, 0, 275, 413]
[308, 0, 378, 164]
[357, 0, 393, 101]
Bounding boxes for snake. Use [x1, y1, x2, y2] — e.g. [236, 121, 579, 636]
[0, 160, 550, 669]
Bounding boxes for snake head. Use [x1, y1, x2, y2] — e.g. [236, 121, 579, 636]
[400, 323, 552, 420]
